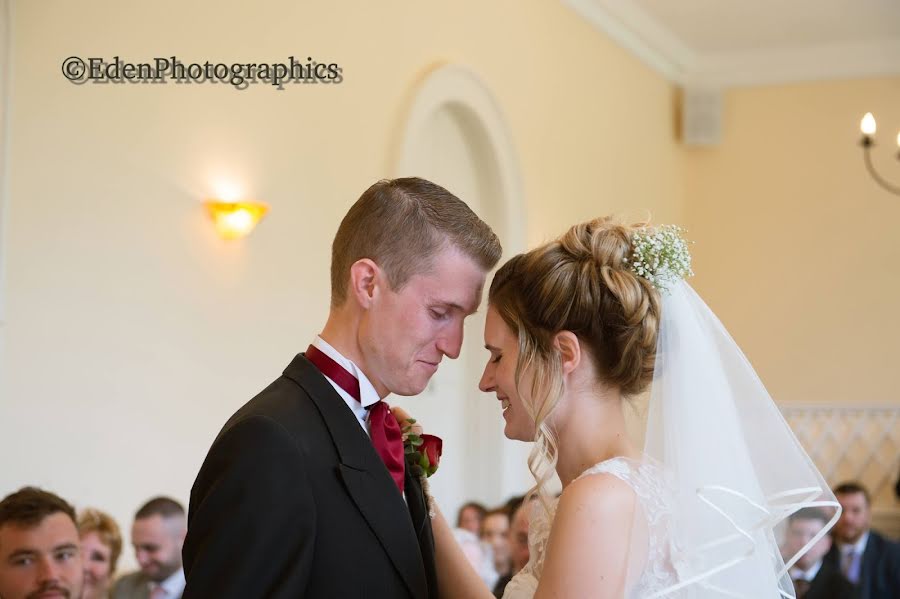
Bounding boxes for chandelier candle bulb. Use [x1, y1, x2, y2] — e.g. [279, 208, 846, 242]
[860, 112, 876, 136]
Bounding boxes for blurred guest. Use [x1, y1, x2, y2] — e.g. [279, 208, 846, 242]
[457, 501, 487, 535]
[826, 481, 900, 599]
[480, 508, 511, 579]
[493, 496, 534, 598]
[452, 527, 497, 589]
[79, 508, 122, 599]
[503, 495, 524, 520]
[0, 486, 84, 599]
[111, 497, 185, 599]
[782, 507, 856, 599]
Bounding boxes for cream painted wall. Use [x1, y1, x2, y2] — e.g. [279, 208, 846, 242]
[0, 0, 683, 569]
[685, 77, 900, 406]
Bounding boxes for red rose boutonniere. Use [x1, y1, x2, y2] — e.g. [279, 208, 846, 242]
[402, 419, 442, 478]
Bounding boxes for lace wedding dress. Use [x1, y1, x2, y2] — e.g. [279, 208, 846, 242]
[502, 455, 681, 599]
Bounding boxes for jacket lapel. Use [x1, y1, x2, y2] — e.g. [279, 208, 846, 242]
[405, 470, 438, 599]
[284, 354, 428, 599]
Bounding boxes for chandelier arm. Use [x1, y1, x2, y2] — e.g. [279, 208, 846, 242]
[863, 144, 900, 196]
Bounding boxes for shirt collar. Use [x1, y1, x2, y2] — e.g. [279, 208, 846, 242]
[150, 568, 185, 597]
[838, 530, 869, 555]
[791, 558, 823, 582]
[312, 336, 381, 408]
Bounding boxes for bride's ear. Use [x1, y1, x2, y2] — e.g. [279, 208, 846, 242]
[553, 331, 581, 375]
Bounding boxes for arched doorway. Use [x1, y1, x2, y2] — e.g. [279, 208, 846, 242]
[392, 64, 531, 518]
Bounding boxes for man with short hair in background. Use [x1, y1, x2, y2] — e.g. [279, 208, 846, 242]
[111, 497, 185, 599]
[826, 481, 900, 599]
[0, 486, 84, 599]
[782, 507, 856, 599]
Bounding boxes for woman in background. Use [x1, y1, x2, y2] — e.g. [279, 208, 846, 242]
[78, 508, 122, 599]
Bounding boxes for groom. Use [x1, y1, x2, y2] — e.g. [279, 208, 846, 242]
[182, 177, 502, 598]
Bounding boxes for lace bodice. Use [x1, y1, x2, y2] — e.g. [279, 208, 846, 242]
[502, 456, 680, 598]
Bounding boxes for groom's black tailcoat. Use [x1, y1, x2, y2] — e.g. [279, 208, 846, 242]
[182, 353, 438, 599]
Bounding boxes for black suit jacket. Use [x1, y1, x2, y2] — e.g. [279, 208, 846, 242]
[801, 559, 858, 599]
[826, 531, 900, 599]
[182, 354, 438, 598]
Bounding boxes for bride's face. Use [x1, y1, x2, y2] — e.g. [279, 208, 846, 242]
[479, 306, 537, 441]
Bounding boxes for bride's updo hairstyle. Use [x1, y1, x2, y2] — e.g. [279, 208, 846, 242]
[488, 216, 662, 507]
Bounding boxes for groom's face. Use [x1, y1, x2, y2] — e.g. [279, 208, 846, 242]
[359, 245, 486, 396]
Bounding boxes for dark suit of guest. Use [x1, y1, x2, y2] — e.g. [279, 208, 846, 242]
[793, 559, 858, 599]
[182, 353, 437, 598]
[826, 530, 900, 599]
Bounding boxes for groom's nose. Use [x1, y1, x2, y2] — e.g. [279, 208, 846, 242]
[436, 320, 464, 359]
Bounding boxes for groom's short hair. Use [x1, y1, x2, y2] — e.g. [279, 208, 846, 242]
[330, 177, 502, 306]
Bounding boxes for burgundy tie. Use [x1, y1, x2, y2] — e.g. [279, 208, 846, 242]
[306, 345, 406, 493]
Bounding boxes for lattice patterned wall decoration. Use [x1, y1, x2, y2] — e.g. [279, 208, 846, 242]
[780, 403, 900, 537]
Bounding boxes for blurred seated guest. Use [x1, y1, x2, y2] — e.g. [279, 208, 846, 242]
[826, 481, 900, 599]
[782, 507, 856, 599]
[79, 508, 123, 599]
[457, 501, 487, 535]
[503, 495, 524, 519]
[480, 508, 511, 580]
[112, 496, 186, 599]
[493, 495, 534, 598]
[0, 487, 84, 599]
[453, 527, 498, 589]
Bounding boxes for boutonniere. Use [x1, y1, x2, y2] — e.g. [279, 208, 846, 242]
[402, 419, 442, 478]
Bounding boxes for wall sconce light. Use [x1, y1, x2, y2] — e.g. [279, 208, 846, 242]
[204, 200, 268, 239]
[859, 113, 900, 196]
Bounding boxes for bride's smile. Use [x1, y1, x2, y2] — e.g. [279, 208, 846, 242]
[480, 307, 537, 442]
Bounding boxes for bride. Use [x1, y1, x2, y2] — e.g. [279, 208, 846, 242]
[408, 217, 839, 598]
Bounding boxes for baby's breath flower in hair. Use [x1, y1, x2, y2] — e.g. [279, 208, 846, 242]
[624, 225, 693, 293]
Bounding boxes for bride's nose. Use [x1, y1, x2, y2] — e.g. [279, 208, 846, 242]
[478, 364, 495, 393]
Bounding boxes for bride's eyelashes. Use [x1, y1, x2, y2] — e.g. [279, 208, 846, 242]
[491, 354, 502, 364]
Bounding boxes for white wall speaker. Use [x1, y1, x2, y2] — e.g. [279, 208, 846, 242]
[681, 87, 723, 146]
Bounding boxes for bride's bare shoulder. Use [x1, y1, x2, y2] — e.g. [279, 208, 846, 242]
[558, 471, 636, 519]
[533, 474, 638, 598]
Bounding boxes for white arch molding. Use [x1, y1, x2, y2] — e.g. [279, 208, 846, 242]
[392, 64, 531, 517]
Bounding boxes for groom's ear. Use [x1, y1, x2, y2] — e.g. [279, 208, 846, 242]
[349, 258, 380, 309]
[553, 331, 581, 375]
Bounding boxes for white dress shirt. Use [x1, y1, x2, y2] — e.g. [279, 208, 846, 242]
[149, 568, 185, 599]
[837, 530, 869, 560]
[790, 558, 823, 583]
[311, 336, 382, 435]
[836, 530, 869, 581]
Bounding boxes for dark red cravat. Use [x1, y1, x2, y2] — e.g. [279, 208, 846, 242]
[306, 345, 405, 493]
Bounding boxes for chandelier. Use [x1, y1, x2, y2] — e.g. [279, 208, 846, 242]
[859, 113, 900, 196]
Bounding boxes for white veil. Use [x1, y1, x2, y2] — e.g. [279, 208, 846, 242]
[643, 281, 840, 598]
